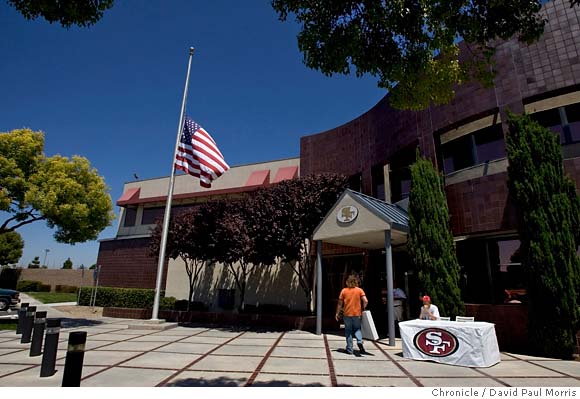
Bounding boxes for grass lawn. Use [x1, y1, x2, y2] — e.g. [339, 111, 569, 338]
[0, 322, 17, 330]
[25, 292, 77, 304]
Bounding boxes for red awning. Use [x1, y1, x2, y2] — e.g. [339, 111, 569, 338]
[116, 188, 141, 206]
[245, 170, 270, 186]
[272, 166, 299, 183]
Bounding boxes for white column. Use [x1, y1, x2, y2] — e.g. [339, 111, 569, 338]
[385, 229, 395, 346]
[316, 240, 323, 335]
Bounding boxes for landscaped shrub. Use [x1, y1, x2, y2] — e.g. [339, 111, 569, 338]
[78, 286, 173, 309]
[17, 280, 42, 292]
[37, 283, 51, 292]
[160, 296, 176, 310]
[55, 285, 78, 293]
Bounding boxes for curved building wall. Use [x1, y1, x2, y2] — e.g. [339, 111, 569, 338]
[300, 0, 580, 237]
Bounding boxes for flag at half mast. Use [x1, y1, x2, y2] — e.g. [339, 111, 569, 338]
[175, 116, 230, 188]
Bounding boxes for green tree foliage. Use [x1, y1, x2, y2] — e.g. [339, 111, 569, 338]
[408, 154, 464, 318]
[271, 0, 554, 110]
[0, 266, 21, 290]
[0, 129, 115, 244]
[0, 231, 23, 266]
[62, 257, 73, 269]
[28, 256, 40, 269]
[7, 0, 115, 27]
[89, 264, 96, 270]
[505, 113, 580, 359]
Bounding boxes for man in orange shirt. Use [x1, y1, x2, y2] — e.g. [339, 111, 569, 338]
[335, 275, 369, 355]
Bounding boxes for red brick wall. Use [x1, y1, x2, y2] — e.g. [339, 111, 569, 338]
[446, 159, 580, 235]
[96, 238, 168, 289]
[19, 269, 93, 290]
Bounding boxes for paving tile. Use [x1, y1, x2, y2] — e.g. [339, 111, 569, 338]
[271, 346, 326, 359]
[188, 354, 262, 372]
[0, 338, 19, 343]
[508, 353, 559, 361]
[399, 361, 482, 377]
[122, 352, 198, 369]
[197, 330, 244, 338]
[150, 328, 204, 336]
[81, 366, 175, 387]
[251, 373, 330, 387]
[60, 340, 117, 351]
[334, 358, 406, 377]
[229, 338, 277, 347]
[482, 360, 563, 377]
[337, 376, 418, 387]
[114, 329, 157, 335]
[239, 331, 284, 339]
[163, 370, 250, 387]
[0, 348, 23, 356]
[88, 333, 143, 341]
[154, 342, 218, 355]
[261, 357, 328, 374]
[0, 349, 66, 365]
[281, 333, 324, 341]
[129, 335, 181, 342]
[277, 338, 325, 348]
[530, 361, 580, 377]
[60, 350, 141, 366]
[0, 363, 35, 378]
[419, 377, 504, 387]
[180, 336, 231, 345]
[499, 377, 580, 387]
[212, 344, 270, 356]
[0, 365, 107, 387]
[97, 341, 165, 352]
[0, 341, 29, 350]
[330, 348, 383, 360]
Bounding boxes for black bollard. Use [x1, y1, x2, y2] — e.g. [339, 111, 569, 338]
[20, 306, 36, 343]
[30, 311, 47, 357]
[62, 331, 87, 387]
[16, 302, 29, 334]
[40, 318, 61, 377]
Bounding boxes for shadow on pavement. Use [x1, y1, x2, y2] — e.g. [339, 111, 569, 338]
[165, 376, 325, 387]
[61, 318, 105, 328]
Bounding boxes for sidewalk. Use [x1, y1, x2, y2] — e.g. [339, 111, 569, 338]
[1, 316, 580, 387]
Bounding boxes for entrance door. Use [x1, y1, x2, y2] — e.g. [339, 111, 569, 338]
[321, 254, 365, 321]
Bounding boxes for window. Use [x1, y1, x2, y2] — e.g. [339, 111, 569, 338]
[530, 102, 580, 145]
[456, 237, 525, 304]
[390, 167, 411, 203]
[123, 208, 137, 227]
[371, 165, 386, 201]
[348, 173, 362, 192]
[441, 124, 505, 174]
[141, 207, 164, 225]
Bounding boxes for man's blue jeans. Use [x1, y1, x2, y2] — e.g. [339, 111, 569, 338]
[343, 315, 363, 353]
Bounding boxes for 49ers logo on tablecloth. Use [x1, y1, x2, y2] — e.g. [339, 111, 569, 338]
[413, 328, 459, 357]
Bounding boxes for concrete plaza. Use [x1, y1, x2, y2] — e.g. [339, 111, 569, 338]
[1, 315, 580, 387]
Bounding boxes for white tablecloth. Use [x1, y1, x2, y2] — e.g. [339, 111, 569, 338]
[399, 319, 501, 368]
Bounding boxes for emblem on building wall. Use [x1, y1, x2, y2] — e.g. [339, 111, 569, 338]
[337, 205, 358, 223]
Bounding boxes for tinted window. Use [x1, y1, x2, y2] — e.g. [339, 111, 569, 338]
[142, 207, 164, 225]
[475, 125, 506, 162]
[123, 208, 137, 227]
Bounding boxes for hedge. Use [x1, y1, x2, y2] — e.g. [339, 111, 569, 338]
[17, 280, 51, 292]
[55, 285, 78, 293]
[78, 286, 175, 310]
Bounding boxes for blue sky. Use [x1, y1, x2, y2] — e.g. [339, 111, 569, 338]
[0, 1, 385, 268]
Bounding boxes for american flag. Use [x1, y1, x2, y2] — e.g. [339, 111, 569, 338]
[175, 117, 230, 188]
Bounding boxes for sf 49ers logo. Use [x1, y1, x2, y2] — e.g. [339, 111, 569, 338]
[413, 328, 459, 357]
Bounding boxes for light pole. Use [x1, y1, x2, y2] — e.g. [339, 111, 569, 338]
[43, 249, 50, 268]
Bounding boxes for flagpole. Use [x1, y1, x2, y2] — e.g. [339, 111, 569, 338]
[151, 46, 195, 321]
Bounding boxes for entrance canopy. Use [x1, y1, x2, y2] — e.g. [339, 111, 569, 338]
[313, 189, 409, 249]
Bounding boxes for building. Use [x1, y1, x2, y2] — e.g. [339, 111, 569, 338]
[97, 0, 580, 344]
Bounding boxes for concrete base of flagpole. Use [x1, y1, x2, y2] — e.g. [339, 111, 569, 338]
[127, 319, 178, 330]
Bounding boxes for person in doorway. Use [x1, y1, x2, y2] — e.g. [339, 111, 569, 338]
[382, 284, 407, 335]
[419, 295, 440, 320]
[335, 275, 369, 355]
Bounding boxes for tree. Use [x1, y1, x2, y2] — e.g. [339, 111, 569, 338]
[271, 0, 562, 110]
[28, 256, 41, 269]
[78, 264, 85, 270]
[0, 231, 23, 266]
[257, 174, 348, 311]
[150, 207, 211, 311]
[505, 113, 580, 359]
[89, 264, 96, 270]
[62, 257, 73, 269]
[408, 154, 464, 318]
[7, 0, 115, 28]
[0, 129, 115, 244]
